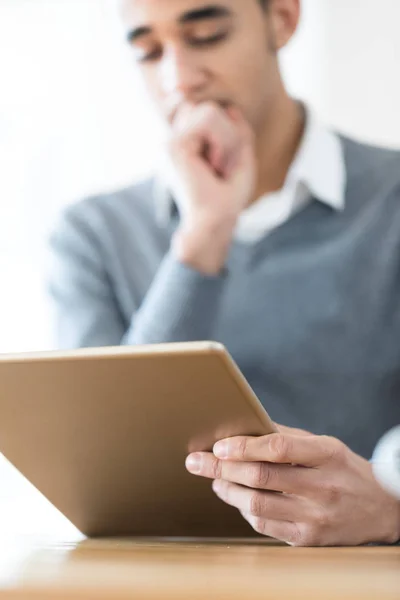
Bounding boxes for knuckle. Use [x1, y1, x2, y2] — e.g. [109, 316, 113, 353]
[211, 458, 223, 480]
[268, 434, 290, 462]
[285, 523, 305, 547]
[201, 103, 217, 123]
[250, 463, 271, 488]
[249, 492, 265, 518]
[322, 436, 347, 464]
[292, 523, 322, 548]
[236, 437, 249, 460]
[251, 517, 268, 536]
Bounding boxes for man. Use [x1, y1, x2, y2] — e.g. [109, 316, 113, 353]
[48, 0, 400, 546]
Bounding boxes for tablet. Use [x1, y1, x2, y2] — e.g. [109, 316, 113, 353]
[0, 342, 276, 538]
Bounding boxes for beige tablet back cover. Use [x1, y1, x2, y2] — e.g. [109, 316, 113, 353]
[0, 342, 276, 538]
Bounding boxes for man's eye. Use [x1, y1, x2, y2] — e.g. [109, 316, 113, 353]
[135, 47, 162, 64]
[189, 31, 228, 47]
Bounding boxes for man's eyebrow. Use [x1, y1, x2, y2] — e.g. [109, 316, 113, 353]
[179, 5, 232, 25]
[127, 26, 152, 44]
[126, 5, 231, 43]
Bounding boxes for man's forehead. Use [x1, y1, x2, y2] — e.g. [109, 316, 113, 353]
[119, 0, 236, 22]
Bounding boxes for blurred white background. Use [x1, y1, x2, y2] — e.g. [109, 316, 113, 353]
[0, 0, 399, 540]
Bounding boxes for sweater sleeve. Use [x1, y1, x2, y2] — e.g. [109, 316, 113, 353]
[122, 253, 227, 345]
[47, 205, 227, 350]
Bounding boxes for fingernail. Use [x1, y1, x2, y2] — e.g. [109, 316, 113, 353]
[186, 454, 202, 474]
[214, 441, 228, 459]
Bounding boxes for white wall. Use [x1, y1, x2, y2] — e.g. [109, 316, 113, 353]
[283, 0, 400, 148]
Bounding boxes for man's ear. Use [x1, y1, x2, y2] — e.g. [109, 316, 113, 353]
[266, 0, 301, 52]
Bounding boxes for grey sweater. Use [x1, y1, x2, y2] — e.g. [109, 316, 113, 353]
[48, 136, 400, 460]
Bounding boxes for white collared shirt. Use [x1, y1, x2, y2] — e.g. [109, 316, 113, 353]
[156, 110, 347, 243]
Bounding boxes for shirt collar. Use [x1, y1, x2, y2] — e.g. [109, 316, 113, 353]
[288, 109, 346, 211]
[154, 106, 347, 226]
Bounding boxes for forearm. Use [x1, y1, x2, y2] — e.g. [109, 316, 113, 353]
[125, 99, 253, 346]
[122, 252, 227, 345]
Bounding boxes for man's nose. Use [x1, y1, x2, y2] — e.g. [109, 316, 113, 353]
[160, 46, 208, 100]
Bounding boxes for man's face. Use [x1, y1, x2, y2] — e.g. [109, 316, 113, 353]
[120, 0, 298, 131]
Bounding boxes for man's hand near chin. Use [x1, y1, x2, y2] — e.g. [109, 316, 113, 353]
[168, 101, 256, 276]
[186, 424, 400, 547]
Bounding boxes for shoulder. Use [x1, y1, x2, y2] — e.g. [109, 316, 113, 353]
[49, 177, 159, 248]
[58, 177, 158, 232]
[339, 135, 400, 190]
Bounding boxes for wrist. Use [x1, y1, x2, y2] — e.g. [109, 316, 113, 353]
[172, 219, 236, 276]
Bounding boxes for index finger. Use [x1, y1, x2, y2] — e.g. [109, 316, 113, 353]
[213, 433, 337, 468]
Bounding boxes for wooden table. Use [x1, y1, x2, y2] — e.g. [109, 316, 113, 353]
[0, 537, 399, 599]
